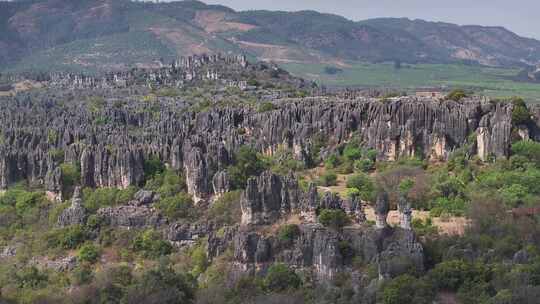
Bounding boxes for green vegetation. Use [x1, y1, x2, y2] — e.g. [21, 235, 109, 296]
[82, 187, 136, 213]
[257, 102, 277, 113]
[227, 146, 267, 189]
[446, 89, 469, 101]
[155, 193, 195, 221]
[318, 209, 349, 229]
[263, 264, 302, 292]
[511, 97, 532, 125]
[208, 191, 242, 227]
[346, 173, 376, 201]
[77, 243, 100, 263]
[381, 274, 434, 304]
[132, 229, 173, 259]
[277, 224, 301, 243]
[282, 62, 540, 103]
[318, 171, 338, 186]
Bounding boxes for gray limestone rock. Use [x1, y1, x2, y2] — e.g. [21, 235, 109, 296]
[57, 186, 87, 227]
[375, 191, 390, 229]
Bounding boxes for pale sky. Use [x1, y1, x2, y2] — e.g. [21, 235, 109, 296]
[200, 0, 540, 39]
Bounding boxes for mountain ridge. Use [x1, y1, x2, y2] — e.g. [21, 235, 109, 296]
[2, 0, 540, 72]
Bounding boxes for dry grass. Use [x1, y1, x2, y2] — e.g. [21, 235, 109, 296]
[194, 11, 256, 33]
[256, 214, 303, 236]
[364, 207, 470, 236]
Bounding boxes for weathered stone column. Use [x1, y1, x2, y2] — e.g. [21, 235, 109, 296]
[398, 194, 412, 230]
[375, 191, 389, 229]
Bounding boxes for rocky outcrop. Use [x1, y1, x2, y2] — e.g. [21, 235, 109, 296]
[212, 170, 230, 198]
[133, 190, 157, 206]
[57, 187, 87, 227]
[0, 91, 538, 203]
[97, 200, 163, 229]
[397, 195, 412, 230]
[212, 224, 424, 283]
[375, 191, 390, 229]
[45, 166, 63, 202]
[239, 171, 367, 226]
[167, 222, 210, 247]
[240, 171, 301, 225]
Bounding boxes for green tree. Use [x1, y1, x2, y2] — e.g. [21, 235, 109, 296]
[78, 243, 100, 263]
[155, 193, 194, 220]
[277, 224, 301, 243]
[133, 229, 173, 258]
[263, 264, 301, 292]
[447, 89, 468, 101]
[346, 173, 375, 201]
[319, 171, 338, 186]
[123, 266, 195, 304]
[318, 209, 349, 229]
[511, 97, 531, 125]
[382, 275, 434, 304]
[228, 146, 266, 189]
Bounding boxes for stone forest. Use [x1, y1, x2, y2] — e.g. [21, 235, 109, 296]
[1, 55, 540, 304]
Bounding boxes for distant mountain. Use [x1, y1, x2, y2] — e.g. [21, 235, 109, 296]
[2, 0, 540, 72]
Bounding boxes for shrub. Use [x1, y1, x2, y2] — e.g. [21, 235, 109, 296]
[430, 197, 467, 217]
[354, 158, 374, 172]
[145, 169, 186, 197]
[123, 266, 195, 304]
[324, 154, 341, 169]
[277, 224, 301, 243]
[47, 225, 88, 250]
[318, 209, 349, 229]
[78, 243, 100, 263]
[319, 171, 338, 186]
[498, 184, 528, 207]
[143, 156, 165, 181]
[60, 163, 80, 190]
[511, 97, 531, 125]
[190, 243, 209, 277]
[133, 229, 172, 258]
[381, 274, 434, 304]
[511, 140, 540, 166]
[208, 191, 242, 227]
[263, 264, 301, 292]
[338, 240, 355, 259]
[346, 173, 375, 201]
[82, 187, 136, 213]
[228, 146, 267, 189]
[155, 192, 194, 220]
[257, 102, 276, 113]
[447, 89, 468, 101]
[0, 189, 45, 217]
[427, 260, 490, 291]
[343, 144, 362, 161]
[14, 266, 48, 289]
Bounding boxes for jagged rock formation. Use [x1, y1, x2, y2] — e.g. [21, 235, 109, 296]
[57, 187, 87, 227]
[97, 195, 164, 229]
[375, 191, 390, 229]
[209, 224, 424, 283]
[48, 54, 250, 90]
[239, 171, 365, 226]
[397, 194, 412, 230]
[0, 91, 539, 204]
[240, 171, 301, 225]
[212, 170, 230, 198]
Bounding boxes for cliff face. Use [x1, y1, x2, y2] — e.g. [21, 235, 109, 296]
[0, 95, 535, 198]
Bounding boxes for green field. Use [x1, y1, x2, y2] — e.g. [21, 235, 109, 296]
[281, 62, 540, 103]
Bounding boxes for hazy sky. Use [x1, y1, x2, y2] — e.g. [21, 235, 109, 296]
[202, 0, 540, 39]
